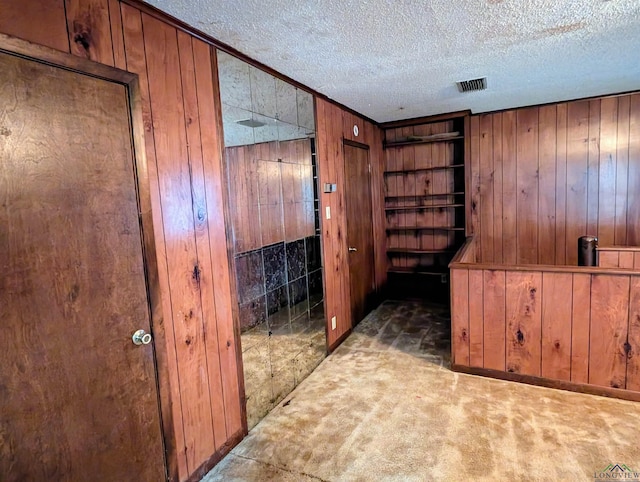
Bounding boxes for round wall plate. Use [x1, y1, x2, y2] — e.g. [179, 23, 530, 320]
[353, 125, 359, 137]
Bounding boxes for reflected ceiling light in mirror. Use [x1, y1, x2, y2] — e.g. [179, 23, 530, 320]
[236, 118, 266, 128]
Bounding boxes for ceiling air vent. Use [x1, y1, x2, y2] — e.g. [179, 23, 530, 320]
[456, 77, 487, 93]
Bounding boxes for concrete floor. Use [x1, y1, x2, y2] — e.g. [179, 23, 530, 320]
[204, 300, 640, 481]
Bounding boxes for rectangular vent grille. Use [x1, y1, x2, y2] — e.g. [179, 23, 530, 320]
[456, 77, 487, 93]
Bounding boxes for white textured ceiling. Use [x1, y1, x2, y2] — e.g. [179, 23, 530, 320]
[146, 0, 640, 123]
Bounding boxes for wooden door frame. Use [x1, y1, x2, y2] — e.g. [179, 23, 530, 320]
[0, 33, 176, 481]
[342, 139, 377, 325]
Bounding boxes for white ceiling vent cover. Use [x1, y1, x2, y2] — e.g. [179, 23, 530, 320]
[456, 77, 487, 93]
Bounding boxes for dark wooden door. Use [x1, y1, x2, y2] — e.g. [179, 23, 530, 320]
[344, 143, 375, 326]
[0, 51, 166, 481]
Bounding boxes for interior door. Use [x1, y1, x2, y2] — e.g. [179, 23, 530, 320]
[344, 142, 376, 326]
[0, 50, 166, 480]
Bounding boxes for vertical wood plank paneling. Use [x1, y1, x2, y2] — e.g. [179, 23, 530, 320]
[627, 276, 640, 391]
[397, 128, 409, 265]
[431, 124, 446, 253]
[471, 93, 640, 267]
[505, 271, 542, 375]
[628, 94, 640, 245]
[0, 0, 70, 52]
[515, 108, 539, 264]
[469, 116, 481, 257]
[586, 99, 601, 237]
[316, 99, 336, 346]
[367, 121, 387, 292]
[468, 269, 484, 367]
[537, 105, 556, 264]
[492, 114, 504, 263]
[142, 13, 215, 472]
[198, 46, 243, 438]
[65, 0, 115, 65]
[571, 273, 591, 383]
[483, 269, 506, 371]
[451, 269, 470, 366]
[107, 0, 126, 69]
[589, 274, 629, 389]
[619, 251, 635, 269]
[414, 126, 433, 255]
[597, 97, 618, 246]
[120, 4, 187, 478]
[333, 105, 352, 335]
[176, 32, 227, 450]
[464, 116, 472, 236]
[614, 95, 630, 245]
[555, 104, 568, 265]
[541, 272, 572, 381]
[564, 101, 590, 265]
[478, 115, 494, 263]
[317, 99, 354, 346]
[403, 135, 418, 258]
[501, 110, 517, 264]
[599, 251, 620, 268]
[2, 2, 298, 478]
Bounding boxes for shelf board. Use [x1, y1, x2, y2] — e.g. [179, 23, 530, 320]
[388, 267, 449, 276]
[387, 248, 456, 255]
[385, 203, 464, 212]
[385, 192, 464, 200]
[384, 164, 464, 175]
[386, 226, 465, 232]
[384, 135, 464, 148]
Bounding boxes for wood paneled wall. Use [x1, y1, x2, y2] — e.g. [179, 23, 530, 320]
[0, 1, 243, 480]
[598, 247, 640, 269]
[470, 93, 640, 265]
[226, 139, 315, 253]
[316, 100, 386, 348]
[451, 249, 640, 396]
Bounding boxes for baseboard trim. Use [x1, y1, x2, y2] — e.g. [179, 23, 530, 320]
[184, 429, 245, 482]
[451, 364, 640, 403]
[328, 329, 352, 353]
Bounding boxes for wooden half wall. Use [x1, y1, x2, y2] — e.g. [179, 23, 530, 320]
[450, 240, 640, 399]
[469, 93, 640, 266]
[315, 99, 386, 348]
[598, 246, 640, 270]
[0, 1, 243, 480]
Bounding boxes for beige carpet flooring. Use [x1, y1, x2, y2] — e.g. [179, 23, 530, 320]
[203, 300, 640, 481]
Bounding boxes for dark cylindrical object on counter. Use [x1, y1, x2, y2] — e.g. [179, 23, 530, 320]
[578, 235, 598, 266]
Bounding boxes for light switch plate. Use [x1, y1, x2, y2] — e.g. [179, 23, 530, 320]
[325, 206, 331, 219]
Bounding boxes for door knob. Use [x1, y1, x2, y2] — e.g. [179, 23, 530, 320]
[132, 329, 152, 346]
[349, 247, 358, 252]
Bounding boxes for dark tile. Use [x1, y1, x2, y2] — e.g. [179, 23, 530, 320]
[308, 268, 323, 307]
[286, 239, 306, 281]
[263, 242, 286, 291]
[288, 276, 308, 320]
[305, 235, 322, 273]
[236, 250, 265, 304]
[266, 285, 289, 316]
[239, 295, 267, 333]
